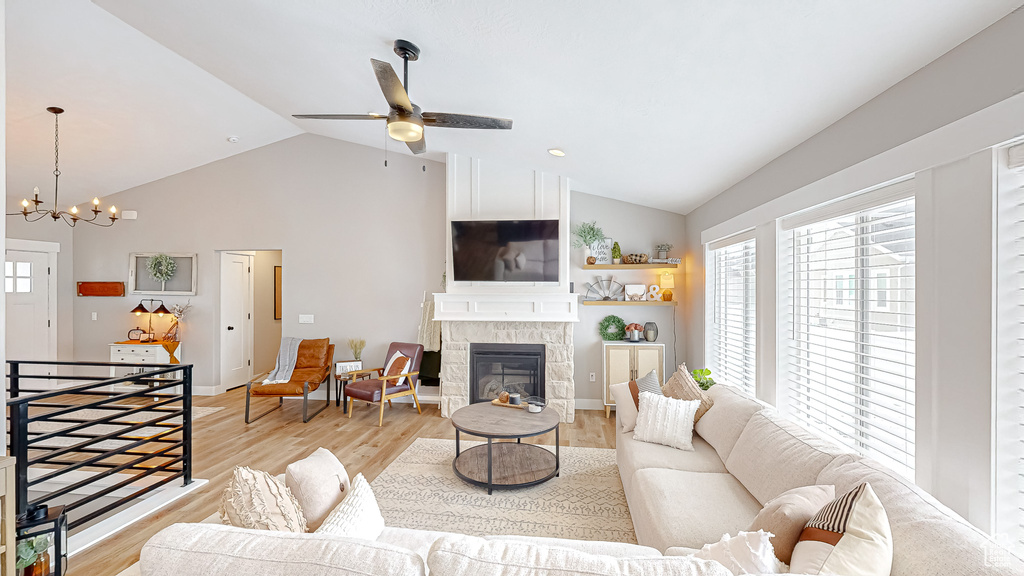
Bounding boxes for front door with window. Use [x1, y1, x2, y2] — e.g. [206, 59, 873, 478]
[5, 249, 54, 374]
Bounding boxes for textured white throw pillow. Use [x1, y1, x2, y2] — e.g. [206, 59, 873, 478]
[218, 466, 307, 533]
[670, 530, 787, 574]
[635, 368, 662, 396]
[285, 447, 351, 531]
[427, 534, 734, 576]
[633, 392, 700, 451]
[609, 381, 639, 432]
[315, 473, 385, 540]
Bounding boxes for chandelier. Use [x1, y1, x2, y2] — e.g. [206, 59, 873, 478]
[7, 107, 118, 227]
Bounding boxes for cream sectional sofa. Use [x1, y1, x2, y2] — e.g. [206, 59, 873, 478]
[138, 383, 1024, 576]
[620, 383, 1024, 575]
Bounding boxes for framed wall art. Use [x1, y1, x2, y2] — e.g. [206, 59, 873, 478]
[274, 266, 283, 320]
[129, 253, 197, 295]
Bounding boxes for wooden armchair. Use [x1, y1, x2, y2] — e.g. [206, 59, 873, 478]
[345, 342, 424, 427]
[246, 338, 334, 423]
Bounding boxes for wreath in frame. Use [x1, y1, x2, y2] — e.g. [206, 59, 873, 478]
[146, 254, 177, 283]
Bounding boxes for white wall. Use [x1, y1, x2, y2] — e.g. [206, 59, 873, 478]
[681, 8, 1024, 531]
[71, 134, 445, 395]
[1, 0, 7, 454]
[252, 250, 282, 374]
[570, 191, 686, 406]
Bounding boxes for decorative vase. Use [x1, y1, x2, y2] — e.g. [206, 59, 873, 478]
[627, 329, 641, 342]
[658, 250, 667, 259]
[644, 322, 659, 342]
[613, 258, 621, 265]
[23, 552, 50, 576]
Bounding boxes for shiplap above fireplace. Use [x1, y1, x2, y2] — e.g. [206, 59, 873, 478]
[433, 292, 579, 322]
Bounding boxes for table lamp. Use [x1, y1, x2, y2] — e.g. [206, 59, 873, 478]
[660, 273, 675, 301]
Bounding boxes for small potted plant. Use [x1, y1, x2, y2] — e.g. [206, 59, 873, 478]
[571, 221, 605, 263]
[656, 243, 673, 259]
[17, 535, 51, 576]
[611, 242, 622, 265]
[691, 367, 716, 391]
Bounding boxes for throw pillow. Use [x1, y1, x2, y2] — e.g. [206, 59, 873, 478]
[219, 466, 307, 532]
[635, 369, 662, 396]
[316, 473, 385, 540]
[285, 447, 352, 531]
[671, 530, 786, 575]
[633, 392, 700, 451]
[609, 381, 639, 432]
[748, 484, 836, 564]
[790, 482, 893, 575]
[427, 534, 733, 576]
[662, 363, 715, 424]
[384, 352, 411, 387]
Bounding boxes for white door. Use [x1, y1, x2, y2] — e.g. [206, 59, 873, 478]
[220, 252, 254, 390]
[5, 250, 54, 375]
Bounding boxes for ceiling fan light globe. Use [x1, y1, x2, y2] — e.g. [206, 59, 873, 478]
[387, 118, 424, 142]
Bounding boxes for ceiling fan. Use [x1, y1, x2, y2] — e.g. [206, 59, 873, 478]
[293, 39, 512, 155]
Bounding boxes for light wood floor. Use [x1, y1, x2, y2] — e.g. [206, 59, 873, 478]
[75, 388, 618, 576]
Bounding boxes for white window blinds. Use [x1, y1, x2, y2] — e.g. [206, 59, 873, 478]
[706, 231, 757, 396]
[781, 193, 916, 479]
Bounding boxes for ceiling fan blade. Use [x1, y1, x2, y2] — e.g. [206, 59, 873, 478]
[292, 114, 386, 120]
[421, 112, 512, 130]
[406, 134, 426, 155]
[371, 58, 413, 112]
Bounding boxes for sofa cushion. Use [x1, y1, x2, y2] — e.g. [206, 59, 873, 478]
[286, 448, 351, 531]
[628, 468, 762, 552]
[296, 338, 330, 369]
[661, 364, 714, 424]
[610, 381, 639, 432]
[726, 411, 853, 505]
[316, 474, 385, 540]
[790, 482, 893, 576]
[693, 384, 765, 462]
[140, 523, 425, 576]
[218, 466, 306, 533]
[426, 534, 733, 576]
[817, 456, 1024, 576]
[633, 393, 700, 451]
[748, 484, 836, 564]
[616, 428, 726, 494]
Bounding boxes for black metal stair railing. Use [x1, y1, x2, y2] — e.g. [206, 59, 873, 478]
[6, 360, 193, 530]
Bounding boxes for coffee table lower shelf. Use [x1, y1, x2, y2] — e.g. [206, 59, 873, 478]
[452, 442, 558, 494]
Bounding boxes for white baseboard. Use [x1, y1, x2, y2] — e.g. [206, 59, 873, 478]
[69, 478, 208, 556]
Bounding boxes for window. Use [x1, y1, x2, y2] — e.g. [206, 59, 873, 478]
[706, 231, 757, 395]
[781, 186, 915, 479]
[5, 261, 32, 293]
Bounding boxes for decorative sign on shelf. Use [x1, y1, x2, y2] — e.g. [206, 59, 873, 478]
[77, 282, 125, 297]
[591, 238, 613, 265]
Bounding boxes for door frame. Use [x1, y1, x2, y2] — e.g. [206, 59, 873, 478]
[217, 251, 255, 395]
[6, 239, 59, 364]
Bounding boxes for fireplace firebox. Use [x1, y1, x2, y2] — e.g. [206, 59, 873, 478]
[469, 344, 545, 404]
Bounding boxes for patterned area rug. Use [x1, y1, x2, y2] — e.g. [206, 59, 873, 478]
[370, 438, 636, 543]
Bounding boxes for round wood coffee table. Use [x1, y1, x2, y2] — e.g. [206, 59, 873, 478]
[450, 402, 560, 495]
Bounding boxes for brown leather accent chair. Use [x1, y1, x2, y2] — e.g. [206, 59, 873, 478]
[345, 342, 423, 427]
[246, 338, 334, 423]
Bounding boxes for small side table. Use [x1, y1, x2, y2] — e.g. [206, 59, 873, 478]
[335, 373, 352, 411]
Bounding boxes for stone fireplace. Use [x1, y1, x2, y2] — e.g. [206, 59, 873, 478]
[439, 321, 575, 422]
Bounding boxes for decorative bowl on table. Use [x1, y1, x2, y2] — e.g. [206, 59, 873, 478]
[525, 396, 547, 413]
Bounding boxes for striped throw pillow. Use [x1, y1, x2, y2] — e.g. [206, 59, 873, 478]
[790, 482, 893, 575]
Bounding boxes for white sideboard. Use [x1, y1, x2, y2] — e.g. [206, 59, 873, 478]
[109, 341, 183, 383]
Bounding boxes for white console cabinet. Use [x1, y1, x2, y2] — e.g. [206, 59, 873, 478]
[602, 341, 665, 418]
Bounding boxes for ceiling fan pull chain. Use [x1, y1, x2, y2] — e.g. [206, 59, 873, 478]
[383, 125, 388, 167]
[53, 112, 60, 212]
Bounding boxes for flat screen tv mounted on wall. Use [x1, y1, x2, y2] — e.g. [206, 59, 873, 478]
[451, 220, 559, 282]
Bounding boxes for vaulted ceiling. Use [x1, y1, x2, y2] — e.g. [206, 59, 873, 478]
[7, 1, 1021, 213]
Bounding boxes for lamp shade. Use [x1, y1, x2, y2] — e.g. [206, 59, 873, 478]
[660, 272, 676, 289]
[152, 303, 172, 316]
[130, 302, 149, 315]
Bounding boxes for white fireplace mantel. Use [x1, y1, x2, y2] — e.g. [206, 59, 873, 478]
[433, 293, 579, 323]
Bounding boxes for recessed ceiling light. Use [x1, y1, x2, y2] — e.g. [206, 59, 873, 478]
[227, 136, 239, 144]
[548, 148, 565, 157]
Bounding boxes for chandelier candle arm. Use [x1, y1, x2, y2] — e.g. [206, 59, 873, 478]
[6, 107, 119, 227]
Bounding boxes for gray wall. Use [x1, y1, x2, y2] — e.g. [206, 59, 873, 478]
[253, 250, 282, 375]
[570, 191, 686, 406]
[683, 7, 1024, 365]
[71, 134, 445, 394]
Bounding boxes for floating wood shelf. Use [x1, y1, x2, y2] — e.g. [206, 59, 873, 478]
[582, 300, 677, 306]
[582, 264, 678, 270]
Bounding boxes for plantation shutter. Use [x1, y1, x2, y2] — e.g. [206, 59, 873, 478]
[706, 230, 757, 396]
